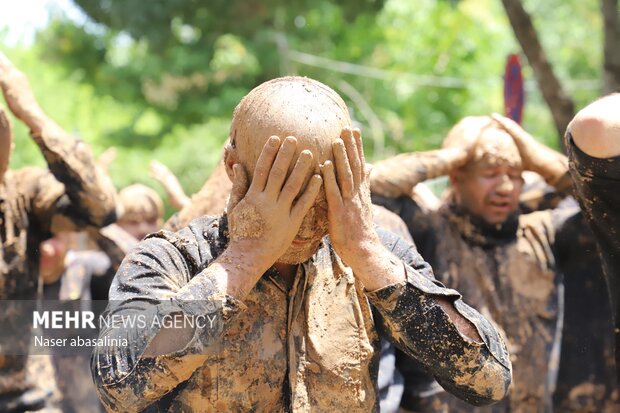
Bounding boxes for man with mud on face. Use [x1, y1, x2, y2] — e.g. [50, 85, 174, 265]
[371, 115, 581, 412]
[0, 52, 118, 411]
[92, 76, 511, 412]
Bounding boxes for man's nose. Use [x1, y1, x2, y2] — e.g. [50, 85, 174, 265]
[495, 175, 514, 194]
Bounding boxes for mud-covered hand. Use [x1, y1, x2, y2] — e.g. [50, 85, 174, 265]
[149, 159, 173, 182]
[492, 113, 568, 185]
[226, 136, 322, 273]
[322, 128, 404, 290]
[0, 51, 57, 137]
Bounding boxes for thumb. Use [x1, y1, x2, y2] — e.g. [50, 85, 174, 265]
[226, 163, 249, 213]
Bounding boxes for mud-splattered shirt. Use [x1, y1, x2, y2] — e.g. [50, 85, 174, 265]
[92, 215, 511, 412]
[373, 194, 573, 413]
[0, 132, 117, 410]
[553, 208, 618, 412]
[566, 130, 620, 384]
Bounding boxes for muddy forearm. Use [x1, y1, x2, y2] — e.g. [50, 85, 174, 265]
[368, 278, 511, 406]
[93, 245, 249, 412]
[95, 296, 241, 413]
[349, 239, 406, 291]
[370, 148, 468, 198]
[365, 229, 511, 405]
[0, 52, 117, 227]
[167, 186, 191, 211]
[523, 140, 569, 189]
[93, 334, 211, 413]
[354, 241, 482, 342]
[35, 126, 119, 228]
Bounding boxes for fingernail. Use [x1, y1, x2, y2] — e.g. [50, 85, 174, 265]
[269, 136, 279, 146]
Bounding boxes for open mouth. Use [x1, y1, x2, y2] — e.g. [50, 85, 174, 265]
[488, 200, 511, 212]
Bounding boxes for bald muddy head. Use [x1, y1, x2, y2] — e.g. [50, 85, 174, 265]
[445, 116, 524, 225]
[0, 108, 12, 183]
[117, 184, 164, 240]
[226, 76, 351, 263]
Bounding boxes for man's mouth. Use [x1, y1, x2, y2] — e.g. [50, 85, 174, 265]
[487, 200, 512, 212]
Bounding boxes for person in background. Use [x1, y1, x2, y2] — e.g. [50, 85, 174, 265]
[371, 114, 575, 412]
[0, 51, 117, 412]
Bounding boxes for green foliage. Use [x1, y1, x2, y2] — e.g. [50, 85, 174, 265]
[1, 0, 605, 219]
[0, 46, 227, 218]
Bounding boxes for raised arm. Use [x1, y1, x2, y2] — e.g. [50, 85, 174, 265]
[370, 147, 471, 198]
[324, 128, 511, 405]
[164, 159, 232, 231]
[150, 160, 191, 210]
[0, 51, 117, 230]
[492, 113, 570, 191]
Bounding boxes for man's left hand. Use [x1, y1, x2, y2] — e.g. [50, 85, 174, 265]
[321, 127, 381, 270]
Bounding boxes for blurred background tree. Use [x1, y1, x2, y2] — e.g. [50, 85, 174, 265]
[0, 0, 612, 217]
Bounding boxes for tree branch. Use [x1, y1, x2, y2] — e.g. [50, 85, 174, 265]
[602, 0, 620, 94]
[501, 0, 575, 145]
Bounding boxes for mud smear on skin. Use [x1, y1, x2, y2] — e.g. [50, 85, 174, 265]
[229, 203, 268, 239]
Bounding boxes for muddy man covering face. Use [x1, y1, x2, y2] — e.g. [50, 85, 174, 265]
[92, 77, 511, 412]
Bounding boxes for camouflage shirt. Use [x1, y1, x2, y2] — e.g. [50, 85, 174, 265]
[92, 215, 511, 412]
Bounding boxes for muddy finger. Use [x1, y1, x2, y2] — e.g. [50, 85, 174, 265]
[333, 139, 354, 199]
[265, 136, 298, 197]
[249, 136, 281, 194]
[341, 128, 361, 191]
[279, 149, 314, 205]
[321, 160, 343, 209]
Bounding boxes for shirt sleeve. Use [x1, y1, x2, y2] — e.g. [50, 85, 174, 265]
[91, 218, 245, 413]
[565, 130, 620, 332]
[365, 228, 512, 406]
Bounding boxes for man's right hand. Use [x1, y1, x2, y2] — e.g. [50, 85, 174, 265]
[225, 136, 322, 274]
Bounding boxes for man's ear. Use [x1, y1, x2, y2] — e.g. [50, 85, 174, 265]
[223, 144, 237, 182]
